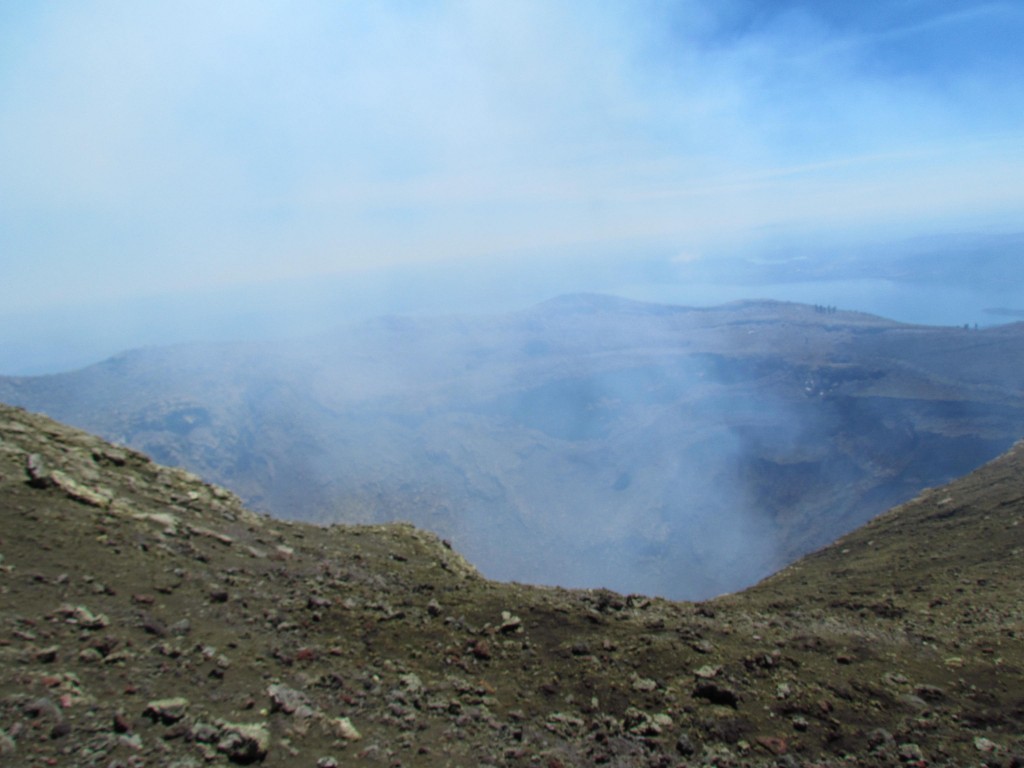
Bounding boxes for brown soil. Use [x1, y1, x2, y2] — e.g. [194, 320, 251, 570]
[1, 402, 1021, 766]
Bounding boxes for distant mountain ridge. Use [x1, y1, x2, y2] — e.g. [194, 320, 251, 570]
[2, 295, 1023, 599]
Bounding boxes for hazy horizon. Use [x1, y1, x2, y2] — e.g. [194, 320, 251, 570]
[4, 226, 1024, 375]
[2, 1, 1024, 373]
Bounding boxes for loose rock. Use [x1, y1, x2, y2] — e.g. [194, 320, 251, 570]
[268, 683, 312, 715]
[327, 716, 362, 741]
[144, 698, 190, 725]
[216, 722, 270, 764]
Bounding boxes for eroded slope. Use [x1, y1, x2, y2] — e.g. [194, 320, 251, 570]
[0, 403, 1021, 767]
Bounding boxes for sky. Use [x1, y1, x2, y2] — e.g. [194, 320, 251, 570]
[2, 0, 1024, 373]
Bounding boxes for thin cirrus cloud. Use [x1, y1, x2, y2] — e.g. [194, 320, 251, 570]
[1, 0, 1023, 314]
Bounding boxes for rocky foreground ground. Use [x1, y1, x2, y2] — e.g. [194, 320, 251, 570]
[0, 401, 1022, 767]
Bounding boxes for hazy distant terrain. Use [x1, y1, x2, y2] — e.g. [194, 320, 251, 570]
[4, 231, 1024, 377]
[3, 295, 1024, 599]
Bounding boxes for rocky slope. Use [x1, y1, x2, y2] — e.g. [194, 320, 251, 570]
[2, 296, 1024, 601]
[1, 403, 1022, 767]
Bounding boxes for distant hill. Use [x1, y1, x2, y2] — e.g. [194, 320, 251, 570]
[2, 295, 1024, 599]
[0, 402, 1022, 766]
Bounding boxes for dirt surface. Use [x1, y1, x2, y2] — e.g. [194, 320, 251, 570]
[1, 402, 1022, 766]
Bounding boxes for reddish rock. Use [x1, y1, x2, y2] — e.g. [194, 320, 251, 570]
[757, 736, 788, 755]
[470, 639, 492, 660]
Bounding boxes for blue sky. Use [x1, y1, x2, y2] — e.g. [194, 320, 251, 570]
[2, 1, 1024, 371]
